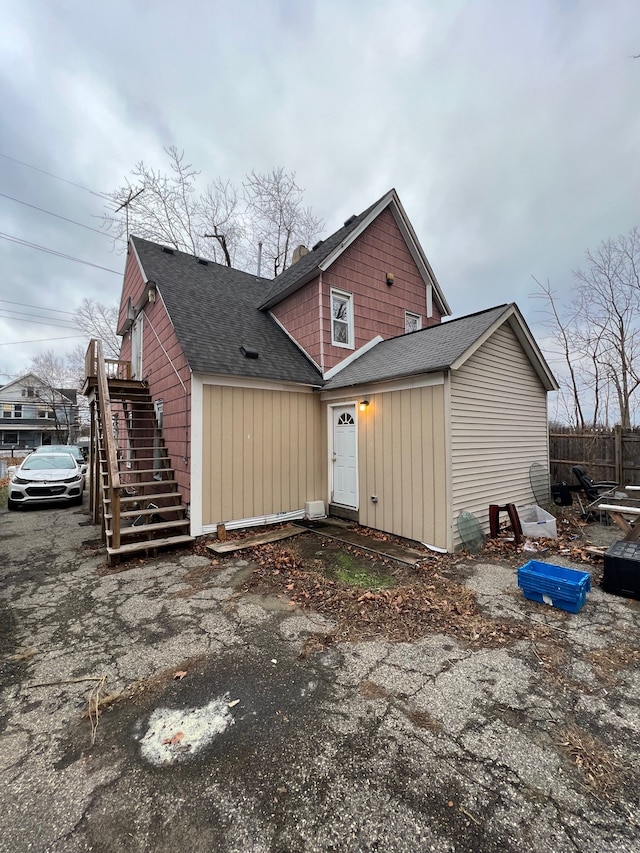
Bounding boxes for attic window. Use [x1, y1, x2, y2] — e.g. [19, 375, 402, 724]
[240, 346, 259, 359]
[197, 258, 209, 265]
[344, 215, 356, 227]
[162, 246, 175, 255]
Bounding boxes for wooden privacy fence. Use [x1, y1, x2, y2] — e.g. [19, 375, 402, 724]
[550, 427, 640, 487]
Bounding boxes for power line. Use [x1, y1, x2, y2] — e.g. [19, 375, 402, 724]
[0, 232, 122, 274]
[0, 308, 81, 327]
[0, 299, 77, 316]
[0, 312, 80, 330]
[0, 192, 123, 240]
[0, 334, 87, 346]
[0, 151, 113, 201]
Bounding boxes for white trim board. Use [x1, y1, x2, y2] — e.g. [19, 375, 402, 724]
[320, 371, 445, 401]
[189, 372, 203, 537]
[202, 508, 306, 535]
[323, 336, 383, 381]
[197, 374, 318, 393]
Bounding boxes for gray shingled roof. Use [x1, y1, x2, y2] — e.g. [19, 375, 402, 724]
[131, 237, 323, 385]
[322, 305, 510, 389]
[258, 198, 381, 310]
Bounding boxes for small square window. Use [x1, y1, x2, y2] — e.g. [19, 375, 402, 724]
[331, 289, 354, 349]
[405, 312, 422, 333]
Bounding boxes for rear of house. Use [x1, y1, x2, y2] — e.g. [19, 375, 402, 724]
[105, 188, 556, 556]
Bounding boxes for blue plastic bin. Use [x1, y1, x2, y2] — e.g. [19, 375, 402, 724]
[517, 560, 591, 613]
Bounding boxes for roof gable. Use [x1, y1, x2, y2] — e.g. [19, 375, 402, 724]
[322, 304, 558, 391]
[129, 237, 323, 386]
[259, 189, 451, 316]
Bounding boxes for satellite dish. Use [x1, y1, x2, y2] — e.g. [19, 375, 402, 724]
[529, 462, 550, 505]
[457, 511, 486, 554]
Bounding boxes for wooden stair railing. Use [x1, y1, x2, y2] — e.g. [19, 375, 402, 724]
[86, 339, 193, 564]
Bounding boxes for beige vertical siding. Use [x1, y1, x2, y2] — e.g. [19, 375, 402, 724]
[449, 323, 549, 550]
[328, 384, 448, 548]
[202, 385, 325, 525]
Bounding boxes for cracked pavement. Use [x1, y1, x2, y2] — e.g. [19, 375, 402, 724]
[1, 501, 639, 852]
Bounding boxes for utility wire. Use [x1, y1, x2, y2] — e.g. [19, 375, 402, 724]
[0, 152, 113, 201]
[0, 192, 123, 240]
[0, 334, 86, 346]
[0, 298, 77, 316]
[0, 313, 81, 330]
[0, 232, 122, 274]
[0, 307, 81, 325]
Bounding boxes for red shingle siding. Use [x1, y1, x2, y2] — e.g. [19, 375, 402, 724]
[117, 248, 145, 333]
[270, 277, 322, 367]
[272, 208, 442, 373]
[119, 248, 192, 503]
[322, 208, 441, 370]
[138, 296, 192, 502]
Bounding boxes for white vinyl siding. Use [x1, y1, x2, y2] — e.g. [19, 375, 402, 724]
[449, 323, 549, 550]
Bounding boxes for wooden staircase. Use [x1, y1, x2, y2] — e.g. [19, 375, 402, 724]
[84, 341, 193, 564]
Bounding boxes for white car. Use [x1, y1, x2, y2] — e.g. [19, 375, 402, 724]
[7, 453, 84, 510]
[32, 444, 88, 480]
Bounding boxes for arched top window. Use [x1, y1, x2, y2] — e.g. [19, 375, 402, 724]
[337, 412, 355, 426]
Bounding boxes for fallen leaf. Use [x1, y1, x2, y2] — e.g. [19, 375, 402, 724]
[174, 671, 187, 680]
[162, 731, 184, 746]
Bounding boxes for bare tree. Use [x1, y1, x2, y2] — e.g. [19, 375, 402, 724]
[102, 150, 323, 275]
[28, 351, 79, 442]
[574, 233, 640, 428]
[534, 227, 640, 428]
[75, 298, 120, 359]
[243, 168, 324, 277]
[532, 277, 587, 428]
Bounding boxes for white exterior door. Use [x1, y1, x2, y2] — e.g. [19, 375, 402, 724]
[332, 405, 357, 508]
[131, 316, 143, 379]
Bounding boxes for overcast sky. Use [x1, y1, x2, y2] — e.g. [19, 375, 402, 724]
[0, 0, 638, 386]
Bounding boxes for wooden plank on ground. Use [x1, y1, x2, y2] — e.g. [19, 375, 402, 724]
[207, 525, 304, 554]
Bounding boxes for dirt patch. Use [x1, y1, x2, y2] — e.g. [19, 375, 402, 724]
[241, 539, 553, 648]
[558, 724, 622, 795]
[586, 644, 640, 686]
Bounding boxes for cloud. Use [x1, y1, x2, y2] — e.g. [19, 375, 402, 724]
[0, 0, 638, 384]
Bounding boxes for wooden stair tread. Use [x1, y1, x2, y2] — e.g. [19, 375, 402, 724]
[106, 535, 194, 556]
[106, 519, 190, 538]
[104, 493, 184, 506]
[105, 506, 186, 521]
[101, 478, 178, 488]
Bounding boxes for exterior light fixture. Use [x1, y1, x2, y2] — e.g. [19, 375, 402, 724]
[148, 288, 156, 304]
[359, 400, 370, 411]
[386, 273, 394, 286]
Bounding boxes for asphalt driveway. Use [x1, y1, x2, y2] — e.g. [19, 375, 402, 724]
[1, 500, 639, 852]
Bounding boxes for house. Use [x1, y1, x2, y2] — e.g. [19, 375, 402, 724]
[0, 373, 79, 452]
[85, 188, 557, 559]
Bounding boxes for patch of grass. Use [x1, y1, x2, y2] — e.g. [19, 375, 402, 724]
[334, 554, 394, 590]
[0, 481, 8, 510]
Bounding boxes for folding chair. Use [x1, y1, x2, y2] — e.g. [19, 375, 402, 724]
[571, 465, 618, 519]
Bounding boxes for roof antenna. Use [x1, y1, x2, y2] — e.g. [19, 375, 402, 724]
[115, 186, 144, 241]
[257, 241, 263, 277]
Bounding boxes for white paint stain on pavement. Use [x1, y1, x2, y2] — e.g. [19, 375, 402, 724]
[139, 696, 235, 765]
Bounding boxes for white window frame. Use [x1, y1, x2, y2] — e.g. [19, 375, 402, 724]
[405, 311, 422, 333]
[330, 288, 354, 349]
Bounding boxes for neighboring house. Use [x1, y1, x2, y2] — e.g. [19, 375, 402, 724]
[0, 373, 78, 451]
[112, 188, 557, 551]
